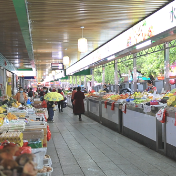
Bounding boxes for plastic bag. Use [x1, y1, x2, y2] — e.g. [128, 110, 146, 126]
[104, 101, 107, 108]
[111, 102, 115, 110]
[47, 125, 51, 141]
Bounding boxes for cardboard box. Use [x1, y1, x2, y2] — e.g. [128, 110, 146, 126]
[43, 134, 47, 147]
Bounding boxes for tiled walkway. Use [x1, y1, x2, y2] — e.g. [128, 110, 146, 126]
[48, 107, 176, 176]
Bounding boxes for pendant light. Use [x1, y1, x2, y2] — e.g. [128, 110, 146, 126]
[63, 48, 69, 65]
[78, 26, 88, 53]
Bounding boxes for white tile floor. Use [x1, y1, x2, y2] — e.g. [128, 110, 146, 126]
[47, 107, 176, 176]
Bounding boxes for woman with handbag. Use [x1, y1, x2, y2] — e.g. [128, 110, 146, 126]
[73, 87, 85, 121]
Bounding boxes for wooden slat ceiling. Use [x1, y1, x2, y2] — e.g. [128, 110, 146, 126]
[0, 0, 31, 69]
[1, 0, 171, 79]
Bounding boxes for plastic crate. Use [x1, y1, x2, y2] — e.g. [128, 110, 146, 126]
[43, 158, 52, 167]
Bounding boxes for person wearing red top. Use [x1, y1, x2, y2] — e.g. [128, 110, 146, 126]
[58, 89, 64, 112]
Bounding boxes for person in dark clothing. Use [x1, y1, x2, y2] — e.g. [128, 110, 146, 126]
[40, 87, 48, 101]
[71, 87, 77, 113]
[84, 88, 88, 93]
[47, 101, 54, 122]
[73, 87, 85, 121]
[28, 88, 34, 98]
[58, 89, 64, 112]
[103, 85, 109, 93]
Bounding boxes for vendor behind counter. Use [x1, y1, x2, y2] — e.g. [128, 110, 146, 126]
[146, 80, 157, 93]
[14, 87, 28, 104]
[103, 85, 109, 93]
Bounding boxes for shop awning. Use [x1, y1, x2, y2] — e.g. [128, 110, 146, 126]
[60, 76, 69, 80]
[73, 69, 91, 76]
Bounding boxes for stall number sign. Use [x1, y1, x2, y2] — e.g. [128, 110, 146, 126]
[51, 63, 63, 70]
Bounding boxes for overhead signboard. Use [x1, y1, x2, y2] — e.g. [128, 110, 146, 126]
[17, 71, 36, 77]
[67, 0, 176, 75]
[51, 63, 64, 70]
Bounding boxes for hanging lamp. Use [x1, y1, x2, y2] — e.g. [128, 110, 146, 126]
[78, 26, 88, 53]
[63, 48, 69, 65]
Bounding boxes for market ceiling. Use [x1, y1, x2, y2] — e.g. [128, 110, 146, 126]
[0, 0, 171, 79]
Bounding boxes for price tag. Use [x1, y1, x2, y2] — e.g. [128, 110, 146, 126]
[143, 105, 151, 113]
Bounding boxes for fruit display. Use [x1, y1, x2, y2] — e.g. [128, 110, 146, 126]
[167, 96, 176, 106]
[102, 94, 113, 100]
[7, 113, 18, 120]
[12, 101, 21, 108]
[0, 106, 6, 113]
[0, 131, 23, 146]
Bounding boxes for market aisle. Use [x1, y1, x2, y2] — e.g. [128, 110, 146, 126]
[47, 107, 176, 176]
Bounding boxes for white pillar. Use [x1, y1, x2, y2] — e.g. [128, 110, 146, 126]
[92, 69, 94, 89]
[102, 65, 105, 85]
[75, 76, 77, 86]
[114, 60, 119, 93]
[164, 42, 170, 91]
[79, 76, 81, 86]
[133, 54, 137, 92]
[84, 75, 87, 88]
[72, 76, 74, 87]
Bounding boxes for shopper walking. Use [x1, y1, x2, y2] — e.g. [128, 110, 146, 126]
[73, 87, 85, 121]
[40, 87, 48, 101]
[28, 88, 34, 98]
[47, 101, 54, 122]
[71, 87, 77, 113]
[58, 89, 64, 112]
[15, 87, 28, 105]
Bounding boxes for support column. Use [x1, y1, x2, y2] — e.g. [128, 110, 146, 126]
[102, 65, 105, 86]
[84, 75, 87, 89]
[114, 60, 119, 93]
[133, 54, 137, 92]
[75, 76, 77, 87]
[79, 76, 81, 86]
[92, 69, 94, 90]
[164, 42, 170, 91]
[72, 76, 74, 87]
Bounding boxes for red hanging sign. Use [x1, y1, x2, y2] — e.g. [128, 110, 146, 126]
[111, 102, 115, 110]
[104, 101, 107, 108]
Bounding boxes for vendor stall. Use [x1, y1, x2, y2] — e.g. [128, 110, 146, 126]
[0, 96, 53, 175]
[101, 101, 122, 133]
[88, 98, 101, 123]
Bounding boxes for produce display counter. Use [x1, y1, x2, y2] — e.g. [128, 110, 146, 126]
[165, 108, 176, 161]
[84, 98, 89, 116]
[66, 92, 176, 161]
[88, 98, 101, 123]
[67, 95, 72, 107]
[101, 101, 122, 133]
[122, 104, 158, 151]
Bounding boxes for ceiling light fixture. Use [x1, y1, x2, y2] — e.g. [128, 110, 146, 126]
[78, 26, 88, 53]
[63, 48, 70, 65]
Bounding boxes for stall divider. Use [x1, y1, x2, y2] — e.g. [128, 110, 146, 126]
[156, 119, 166, 155]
